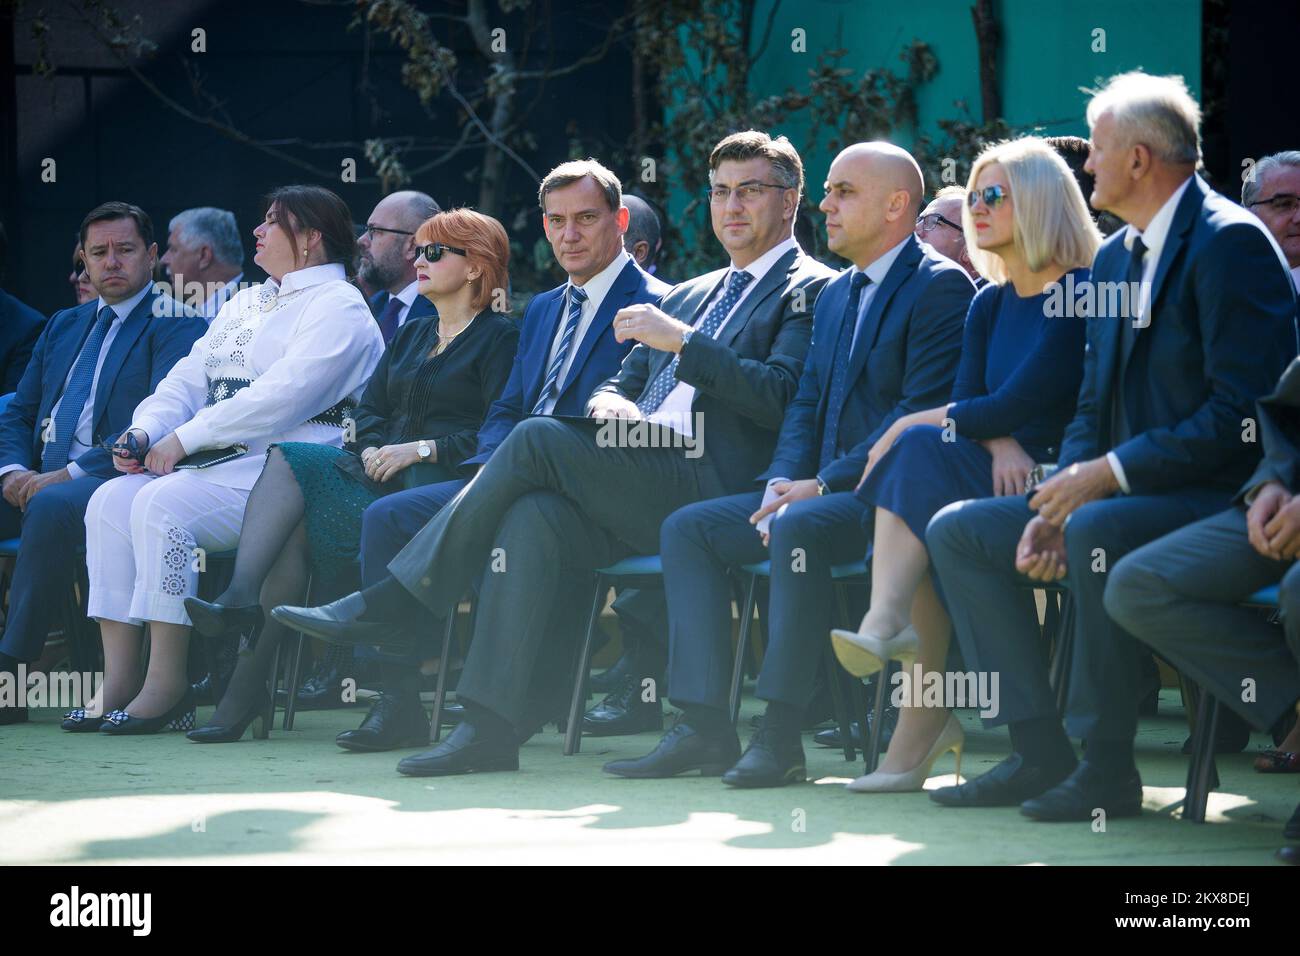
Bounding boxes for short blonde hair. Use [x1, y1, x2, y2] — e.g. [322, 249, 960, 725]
[1085, 71, 1201, 166]
[964, 137, 1102, 285]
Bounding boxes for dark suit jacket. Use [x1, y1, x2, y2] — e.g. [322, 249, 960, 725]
[1243, 357, 1300, 497]
[0, 288, 46, 394]
[0, 287, 206, 479]
[591, 245, 836, 494]
[368, 289, 438, 326]
[462, 258, 671, 473]
[1059, 175, 1298, 496]
[763, 236, 974, 491]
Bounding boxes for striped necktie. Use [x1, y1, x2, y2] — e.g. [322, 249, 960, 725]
[818, 272, 871, 469]
[636, 269, 753, 416]
[44, 305, 115, 472]
[532, 285, 588, 415]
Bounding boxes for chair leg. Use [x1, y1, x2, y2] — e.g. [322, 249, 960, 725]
[262, 639, 281, 740]
[829, 582, 858, 762]
[1183, 681, 1221, 823]
[1048, 592, 1074, 717]
[729, 573, 759, 726]
[564, 575, 607, 756]
[430, 601, 458, 744]
[864, 662, 893, 774]
[282, 633, 306, 731]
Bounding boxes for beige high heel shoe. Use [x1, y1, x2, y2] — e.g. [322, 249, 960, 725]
[830, 624, 919, 678]
[845, 712, 964, 793]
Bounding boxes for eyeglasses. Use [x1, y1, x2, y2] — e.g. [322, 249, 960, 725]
[705, 183, 791, 204]
[363, 225, 415, 240]
[415, 242, 468, 263]
[967, 184, 1009, 209]
[1247, 193, 1300, 215]
[916, 212, 963, 233]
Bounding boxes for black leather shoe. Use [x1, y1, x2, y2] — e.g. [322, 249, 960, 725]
[185, 597, 265, 655]
[1020, 761, 1143, 821]
[930, 752, 1076, 808]
[1181, 707, 1251, 755]
[814, 706, 898, 750]
[271, 592, 416, 649]
[722, 725, 806, 788]
[582, 674, 664, 737]
[100, 690, 197, 735]
[277, 664, 350, 711]
[187, 693, 271, 744]
[590, 650, 632, 695]
[0, 705, 28, 726]
[396, 720, 519, 776]
[603, 721, 741, 778]
[62, 708, 104, 732]
[336, 694, 430, 752]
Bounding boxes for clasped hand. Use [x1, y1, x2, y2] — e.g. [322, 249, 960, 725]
[362, 442, 422, 483]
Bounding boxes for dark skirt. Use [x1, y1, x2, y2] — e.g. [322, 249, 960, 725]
[855, 424, 995, 544]
[278, 442, 381, 593]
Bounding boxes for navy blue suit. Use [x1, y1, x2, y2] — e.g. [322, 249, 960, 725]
[663, 236, 973, 712]
[0, 287, 205, 661]
[928, 175, 1299, 744]
[0, 289, 45, 394]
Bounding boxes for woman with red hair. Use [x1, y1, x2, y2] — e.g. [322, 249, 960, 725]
[185, 208, 518, 742]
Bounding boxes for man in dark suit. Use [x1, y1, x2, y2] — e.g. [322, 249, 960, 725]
[0, 221, 46, 393]
[275, 131, 835, 775]
[605, 142, 973, 785]
[1106, 356, 1300, 860]
[326, 160, 670, 751]
[925, 71, 1299, 819]
[360, 191, 441, 342]
[0, 202, 205, 724]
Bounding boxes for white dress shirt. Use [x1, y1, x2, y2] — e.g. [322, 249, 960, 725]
[201, 272, 244, 322]
[1106, 177, 1192, 494]
[648, 235, 799, 438]
[539, 250, 631, 415]
[132, 262, 386, 491]
[848, 234, 911, 352]
[7, 282, 155, 482]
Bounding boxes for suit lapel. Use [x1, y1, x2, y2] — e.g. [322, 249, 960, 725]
[527, 290, 567, 402]
[843, 237, 921, 392]
[717, 247, 799, 352]
[559, 261, 639, 398]
[46, 303, 97, 415]
[92, 289, 155, 427]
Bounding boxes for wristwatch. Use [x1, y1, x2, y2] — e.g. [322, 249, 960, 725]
[816, 477, 829, 496]
[417, 440, 431, 461]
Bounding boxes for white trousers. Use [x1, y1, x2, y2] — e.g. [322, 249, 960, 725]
[85, 472, 249, 626]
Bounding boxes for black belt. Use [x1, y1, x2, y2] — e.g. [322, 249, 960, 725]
[205, 377, 354, 428]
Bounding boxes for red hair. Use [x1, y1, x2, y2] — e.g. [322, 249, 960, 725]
[415, 208, 511, 312]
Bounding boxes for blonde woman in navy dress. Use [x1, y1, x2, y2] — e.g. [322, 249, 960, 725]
[74, 186, 384, 734]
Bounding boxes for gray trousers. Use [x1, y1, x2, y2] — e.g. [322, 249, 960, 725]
[1104, 506, 1300, 731]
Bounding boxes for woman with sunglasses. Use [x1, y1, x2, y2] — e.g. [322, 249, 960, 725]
[76, 185, 385, 734]
[830, 137, 1100, 791]
[184, 208, 518, 742]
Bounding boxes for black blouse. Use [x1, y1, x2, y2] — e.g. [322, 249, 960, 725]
[336, 307, 519, 489]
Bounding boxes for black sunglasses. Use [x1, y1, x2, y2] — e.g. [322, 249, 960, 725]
[916, 212, 963, 233]
[967, 184, 1009, 209]
[416, 242, 468, 263]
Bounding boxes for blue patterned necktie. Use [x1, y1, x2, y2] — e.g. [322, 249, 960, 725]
[44, 305, 115, 472]
[818, 271, 871, 470]
[532, 285, 588, 415]
[636, 269, 753, 416]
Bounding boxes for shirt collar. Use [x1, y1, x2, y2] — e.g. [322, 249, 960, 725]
[393, 279, 421, 307]
[852, 234, 912, 287]
[276, 262, 347, 294]
[1124, 175, 1193, 258]
[203, 273, 243, 312]
[1292, 265, 1300, 293]
[729, 235, 798, 287]
[569, 250, 631, 310]
[97, 281, 154, 323]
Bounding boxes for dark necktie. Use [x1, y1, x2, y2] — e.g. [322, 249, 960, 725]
[377, 295, 404, 345]
[44, 305, 115, 472]
[637, 269, 753, 416]
[819, 272, 871, 470]
[1112, 236, 1147, 446]
[532, 285, 588, 415]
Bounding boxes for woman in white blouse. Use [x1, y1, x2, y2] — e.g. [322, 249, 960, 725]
[70, 185, 385, 735]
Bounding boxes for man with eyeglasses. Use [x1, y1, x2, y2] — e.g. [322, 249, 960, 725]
[358, 191, 442, 343]
[915, 185, 981, 284]
[1244, 151, 1300, 301]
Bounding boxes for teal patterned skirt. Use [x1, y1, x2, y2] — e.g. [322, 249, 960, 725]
[277, 442, 379, 594]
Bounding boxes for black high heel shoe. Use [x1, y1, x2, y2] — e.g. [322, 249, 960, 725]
[187, 692, 271, 744]
[99, 689, 197, 735]
[185, 597, 265, 655]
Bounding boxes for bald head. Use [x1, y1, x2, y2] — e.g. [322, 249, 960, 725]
[820, 141, 924, 268]
[378, 190, 441, 233]
[360, 190, 441, 292]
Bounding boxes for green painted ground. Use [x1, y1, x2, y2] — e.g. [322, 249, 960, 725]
[1, 692, 1296, 865]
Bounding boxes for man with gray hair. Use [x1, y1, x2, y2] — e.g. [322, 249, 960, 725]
[160, 207, 245, 321]
[915, 185, 980, 282]
[928, 70, 1297, 822]
[358, 190, 441, 343]
[1243, 150, 1300, 295]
